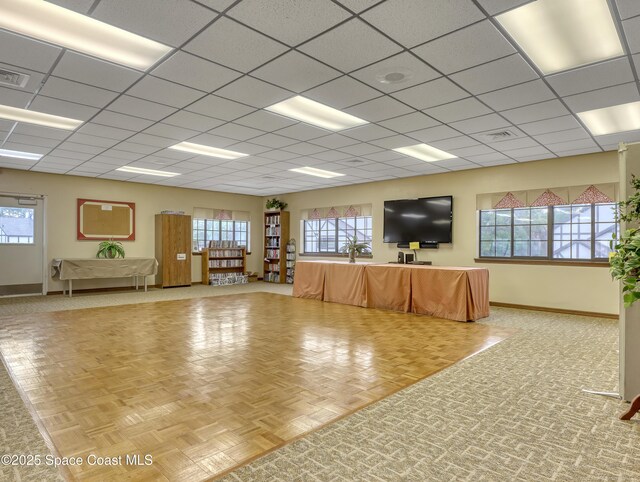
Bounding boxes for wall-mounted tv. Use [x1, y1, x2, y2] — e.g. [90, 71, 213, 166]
[383, 196, 453, 246]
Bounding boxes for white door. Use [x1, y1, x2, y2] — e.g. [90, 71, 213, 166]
[0, 194, 45, 296]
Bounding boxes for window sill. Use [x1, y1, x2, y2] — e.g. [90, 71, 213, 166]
[300, 253, 373, 259]
[474, 258, 610, 267]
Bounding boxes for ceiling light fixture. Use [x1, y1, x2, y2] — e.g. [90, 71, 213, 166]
[0, 104, 83, 130]
[0, 0, 172, 71]
[169, 142, 248, 159]
[496, 0, 623, 75]
[116, 166, 180, 177]
[266, 96, 369, 130]
[289, 166, 345, 178]
[577, 101, 640, 136]
[393, 144, 456, 162]
[0, 148, 43, 161]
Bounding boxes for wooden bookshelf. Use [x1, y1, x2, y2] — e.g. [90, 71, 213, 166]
[264, 211, 289, 283]
[201, 247, 246, 285]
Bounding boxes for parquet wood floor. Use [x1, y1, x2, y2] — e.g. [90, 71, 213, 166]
[0, 292, 514, 481]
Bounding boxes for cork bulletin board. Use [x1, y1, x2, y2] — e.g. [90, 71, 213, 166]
[77, 199, 135, 240]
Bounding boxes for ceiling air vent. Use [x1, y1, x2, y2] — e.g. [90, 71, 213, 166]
[481, 130, 518, 142]
[0, 68, 30, 88]
[344, 159, 365, 164]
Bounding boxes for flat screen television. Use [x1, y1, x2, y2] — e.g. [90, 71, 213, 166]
[383, 196, 453, 245]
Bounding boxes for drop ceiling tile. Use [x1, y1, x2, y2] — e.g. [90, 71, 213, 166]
[313, 150, 355, 161]
[215, 76, 291, 108]
[186, 94, 255, 121]
[345, 96, 413, 122]
[488, 137, 539, 152]
[475, 0, 532, 15]
[424, 98, 493, 123]
[53, 52, 142, 92]
[184, 17, 288, 73]
[546, 147, 600, 157]
[533, 128, 590, 145]
[299, 18, 402, 73]
[207, 123, 264, 141]
[0, 31, 61, 73]
[152, 51, 242, 93]
[274, 123, 330, 141]
[249, 133, 298, 148]
[40, 77, 119, 108]
[448, 144, 496, 157]
[253, 51, 341, 93]
[259, 150, 300, 160]
[127, 76, 204, 108]
[56, 142, 104, 155]
[429, 136, 481, 150]
[92, 0, 217, 47]
[378, 112, 440, 133]
[595, 129, 640, 146]
[563, 82, 640, 113]
[93, 111, 155, 131]
[116, 142, 159, 155]
[100, 149, 145, 161]
[77, 123, 135, 141]
[143, 123, 200, 141]
[0, 158, 36, 169]
[154, 148, 198, 161]
[406, 125, 460, 143]
[623, 15, 640, 54]
[391, 77, 469, 110]
[234, 110, 296, 131]
[304, 76, 381, 109]
[29, 96, 98, 121]
[412, 20, 515, 74]
[368, 134, 418, 149]
[185, 132, 238, 148]
[634, 54, 640, 76]
[432, 158, 476, 169]
[452, 55, 539, 95]
[108, 95, 176, 121]
[362, 0, 483, 49]
[500, 100, 569, 124]
[12, 124, 68, 140]
[546, 138, 599, 153]
[0, 86, 31, 108]
[0, 63, 45, 94]
[227, 0, 350, 46]
[350, 52, 440, 93]
[163, 111, 225, 131]
[341, 124, 396, 142]
[310, 134, 360, 149]
[282, 142, 327, 155]
[46, 0, 94, 13]
[546, 58, 634, 97]
[337, 143, 384, 155]
[477, 80, 556, 111]
[466, 152, 512, 163]
[519, 115, 582, 136]
[46, 149, 93, 160]
[616, 0, 640, 19]
[449, 114, 511, 134]
[333, 0, 381, 13]
[5, 133, 58, 148]
[124, 133, 176, 148]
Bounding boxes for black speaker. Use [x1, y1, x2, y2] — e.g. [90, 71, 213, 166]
[405, 253, 414, 264]
[397, 252, 405, 264]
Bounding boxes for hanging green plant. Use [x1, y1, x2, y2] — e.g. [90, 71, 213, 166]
[266, 198, 287, 210]
[610, 174, 640, 307]
[96, 240, 125, 259]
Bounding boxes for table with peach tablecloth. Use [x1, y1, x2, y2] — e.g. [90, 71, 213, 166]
[292, 260, 489, 322]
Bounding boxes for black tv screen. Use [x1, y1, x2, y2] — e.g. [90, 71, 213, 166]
[383, 196, 453, 244]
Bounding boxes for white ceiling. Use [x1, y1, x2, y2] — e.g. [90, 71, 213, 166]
[0, 0, 639, 196]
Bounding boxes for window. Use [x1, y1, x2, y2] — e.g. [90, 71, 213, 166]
[479, 203, 616, 261]
[192, 219, 249, 252]
[303, 216, 372, 254]
[0, 207, 35, 244]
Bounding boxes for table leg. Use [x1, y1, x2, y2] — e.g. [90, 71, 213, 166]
[69, 280, 72, 298]
[144, 276, 148, 292]
[620, 394, 640, 420]
[135, 276, 139, 290]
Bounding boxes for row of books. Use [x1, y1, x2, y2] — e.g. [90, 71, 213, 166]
[208, 240, 243, 248]
[265, 226, 281, 236]
[208, 259, 243, 268]
[265, 239, 279, 248]
[205, 249, 243, 258]
[208, 273, 248, 286]
[265, 215, 281, 225]
[265, 249, 280, 259]
[265, 263, 280, 272]
[264, 272, 280, 282]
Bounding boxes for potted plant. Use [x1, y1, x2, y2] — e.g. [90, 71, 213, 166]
[266, 198, 287, 211]
[610, 174, 640, 307]
[339, 235, 370, 263]
[96, 240, 125, 259]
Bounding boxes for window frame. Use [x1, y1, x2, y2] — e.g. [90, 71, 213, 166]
[192, 218, 250, 253]
[477, 202, 616, 263]
[302, 215, 373, 256]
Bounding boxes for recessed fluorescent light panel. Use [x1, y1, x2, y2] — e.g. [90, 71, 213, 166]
[0, 104, 83, 130]
[0, 148, 43, 160]
[496, 0, 623, 74]
[0, 0, 171, 70]
[577, 101, 640, 136]
[393, 144, 456, 162]
[169, 142, 248, 159]
[289, 166, 345, 178]
[116, 166, 179, 177]
[266, 96, 369, 130]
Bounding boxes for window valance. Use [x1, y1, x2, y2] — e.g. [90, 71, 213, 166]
[193, 207, 250, 221]
[300, 204, 372, 220]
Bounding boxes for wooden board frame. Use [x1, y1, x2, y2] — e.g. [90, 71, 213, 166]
[77, 198, 135, 241]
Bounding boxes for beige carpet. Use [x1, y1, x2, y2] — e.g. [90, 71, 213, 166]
[1, 283, 638, 481]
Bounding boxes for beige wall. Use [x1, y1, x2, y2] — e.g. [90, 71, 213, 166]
[272, 151, 620, 315]
[0, 168, 264, 291]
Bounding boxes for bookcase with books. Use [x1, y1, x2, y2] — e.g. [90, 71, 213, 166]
[201, 241, 247, 286]
[263, 211, 289, 283]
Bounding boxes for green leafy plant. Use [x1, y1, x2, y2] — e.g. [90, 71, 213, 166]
[96, 240, 125, 259]
[266, 198, 287, 210]
[339, 235, 370, 263]
[611, 174, 640, 307]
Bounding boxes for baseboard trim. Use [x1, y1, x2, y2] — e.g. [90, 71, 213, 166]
[490, 301, 618, 319]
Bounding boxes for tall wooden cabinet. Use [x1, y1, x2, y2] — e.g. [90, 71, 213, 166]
[155, 213, 192, 288]
[264, 211, 289, 283]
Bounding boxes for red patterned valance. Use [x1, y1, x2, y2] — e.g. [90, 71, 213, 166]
[310, 208, 321, 219]
[494, 192, 525, 209]
[531, 189, 566, 207]
[572, 185, 614, 204]
[215, 210, 232, 220]
[344, 205, 360, 217]
[326, 207, 339, 218]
